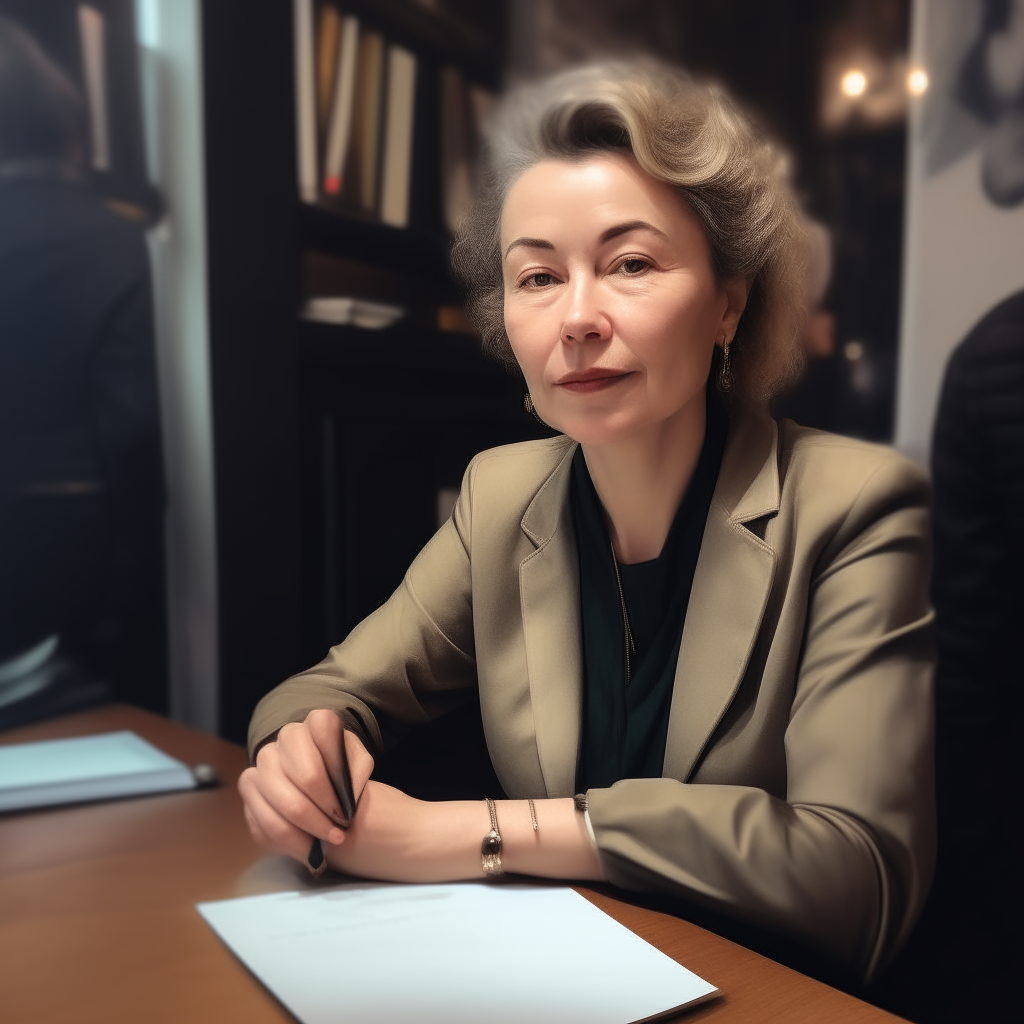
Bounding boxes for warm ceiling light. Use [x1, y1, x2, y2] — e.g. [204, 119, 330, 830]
[907, 68, 929, 95]
[841, 69, 868, 97]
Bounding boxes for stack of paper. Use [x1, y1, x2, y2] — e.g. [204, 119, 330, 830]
[0, 731, 197, 812]
[198, 882, 717, 1023]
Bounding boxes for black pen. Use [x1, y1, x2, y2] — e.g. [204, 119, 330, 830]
[307, 729, 356, 878]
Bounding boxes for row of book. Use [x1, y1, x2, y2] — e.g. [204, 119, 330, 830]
[293, 0, 493, 231]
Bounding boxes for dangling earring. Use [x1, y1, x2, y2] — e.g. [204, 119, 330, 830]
[717, 336, 734, 393]
[522, 391, 544, 424]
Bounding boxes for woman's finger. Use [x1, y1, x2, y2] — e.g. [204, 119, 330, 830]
[306, 711, 360, 813]
[241, 796, 270, 848]
[252, 745, 347, 845]
[239, 770, 317, 864]
[305, 710, 375, 820]
[273, 720, 350, 827]
[343, 728, 375, 802]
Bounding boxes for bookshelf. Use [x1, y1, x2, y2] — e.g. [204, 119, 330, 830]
[202, 0, 547, 743]
[296, 202, 451, 280]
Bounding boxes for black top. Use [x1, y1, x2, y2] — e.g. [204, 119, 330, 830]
[572, 391, 729, 791]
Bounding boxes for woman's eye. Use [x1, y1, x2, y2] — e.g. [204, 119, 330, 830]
[523, 272, 555, 288]
[618, 258, 650, 275]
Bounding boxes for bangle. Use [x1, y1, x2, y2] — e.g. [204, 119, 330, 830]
[481, 797, 503, 877]
[527, 798, 539, 833]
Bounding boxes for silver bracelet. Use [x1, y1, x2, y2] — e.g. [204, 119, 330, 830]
[481, 797, 503, 877]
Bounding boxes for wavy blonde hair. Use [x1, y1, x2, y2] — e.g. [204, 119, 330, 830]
[451, 60, 808, 406]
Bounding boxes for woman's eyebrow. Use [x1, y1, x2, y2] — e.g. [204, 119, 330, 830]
[504, 236, 554, 259]
[503, 220, 666, 260]
[599, 219, 668, 243]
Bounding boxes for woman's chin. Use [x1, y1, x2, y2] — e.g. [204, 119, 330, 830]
[545, 410, 645, 447]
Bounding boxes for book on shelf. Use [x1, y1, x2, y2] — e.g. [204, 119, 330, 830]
[439, 67, 495, 232]
[347, 29, 386, 212]
[379, 45, 417, 228]
[322, 14, 359, 196]
[294, 0, 318, 203]
[293, 2, 496, 231]
[439, 65, 472, 233]
[315, 3, 341, 137]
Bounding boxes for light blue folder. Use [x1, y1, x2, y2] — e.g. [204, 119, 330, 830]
[0, 730, 196, 812]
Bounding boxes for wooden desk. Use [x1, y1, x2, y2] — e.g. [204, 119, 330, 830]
[0, 706, 904, 1023]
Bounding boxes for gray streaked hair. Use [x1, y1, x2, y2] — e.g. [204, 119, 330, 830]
[452, 59, 808, 406]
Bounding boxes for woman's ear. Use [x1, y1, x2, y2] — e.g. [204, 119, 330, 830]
[718, 278, 750, 345]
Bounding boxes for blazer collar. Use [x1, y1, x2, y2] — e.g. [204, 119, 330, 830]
[662, 410, 780, 782]
[518, 411, 780, 795]
[713, 408, 781, 524]
[519, 411, 780, 544]
[519, 440, 582, 797]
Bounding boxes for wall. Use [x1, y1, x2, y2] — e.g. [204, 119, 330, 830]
[135, 0, 219, 733]
[896, 0, 1024, 466]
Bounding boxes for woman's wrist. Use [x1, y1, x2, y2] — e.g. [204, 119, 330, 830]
[414, 798, 493, 881]
[497, 797, 604, 881]
[413, 796, 603, 883]
[326, 787, 603, 885]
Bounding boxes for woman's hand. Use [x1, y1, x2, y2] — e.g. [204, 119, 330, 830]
[240, 714, 602, 885]
[238, 709, 374, 867]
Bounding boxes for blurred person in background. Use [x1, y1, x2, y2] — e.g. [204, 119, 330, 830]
[0, 17, 165, 721]
[927, 291, 1023, 1024]
[921, 14, 1024, 1019]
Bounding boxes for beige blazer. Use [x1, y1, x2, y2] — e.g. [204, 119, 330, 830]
[249, 411, 935, 983]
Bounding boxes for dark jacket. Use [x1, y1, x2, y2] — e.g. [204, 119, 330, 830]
[0, 175, 163, 691]
[929, 286, 1024, 1021]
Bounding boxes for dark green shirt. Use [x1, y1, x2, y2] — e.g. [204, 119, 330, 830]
[572, 393, 728, 791]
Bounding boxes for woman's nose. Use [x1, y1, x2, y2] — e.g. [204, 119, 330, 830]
[560, 277, 610, 345]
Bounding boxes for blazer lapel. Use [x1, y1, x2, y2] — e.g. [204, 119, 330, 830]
[662, 413, 780, 782]
[519, 443, 583, 798]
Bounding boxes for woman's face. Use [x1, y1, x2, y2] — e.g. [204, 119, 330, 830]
[501, 152, 746, 446]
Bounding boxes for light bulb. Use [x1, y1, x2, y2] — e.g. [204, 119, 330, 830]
[907, 68, 929, 95]
[841, 69, 868, 97]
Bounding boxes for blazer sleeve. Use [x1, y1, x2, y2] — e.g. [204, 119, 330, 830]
[585, 451, 935, 984]
[247, 466, 480, 762]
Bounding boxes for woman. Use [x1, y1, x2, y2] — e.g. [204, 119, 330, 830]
[239, 62, 934, 984]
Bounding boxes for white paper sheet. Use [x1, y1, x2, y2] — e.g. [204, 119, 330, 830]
[197, 882, 717, 1024]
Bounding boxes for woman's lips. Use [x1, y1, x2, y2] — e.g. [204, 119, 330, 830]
[555, 370, 633, 394]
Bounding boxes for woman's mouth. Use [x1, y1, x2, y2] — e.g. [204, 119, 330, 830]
[554, 369, 633, 394]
